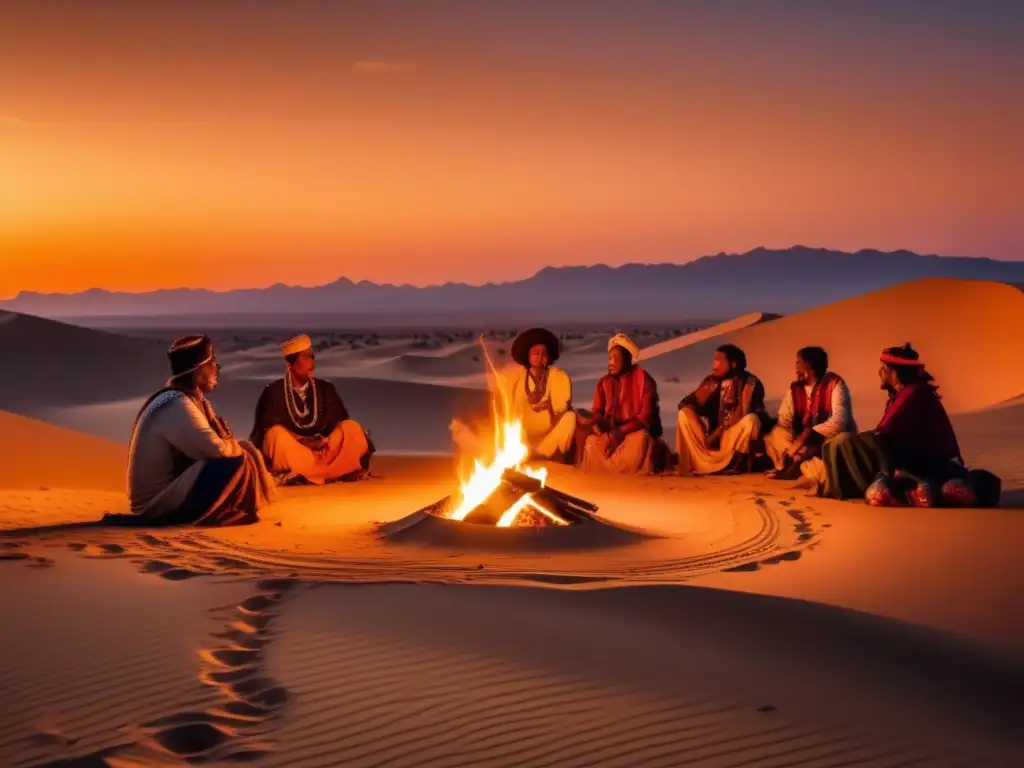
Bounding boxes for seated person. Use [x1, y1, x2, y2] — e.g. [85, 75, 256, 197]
[249, 334, 374, 484]
[451, 327, 577, 462]
[764, 346, 856, 480]
[124, 335, 275, 526]
[578, 334, 663, 474]
[676, 344, 768, 474]
[807, 344, 981, 502]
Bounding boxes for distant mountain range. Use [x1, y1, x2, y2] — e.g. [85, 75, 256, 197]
[4, 247, 1023, 327]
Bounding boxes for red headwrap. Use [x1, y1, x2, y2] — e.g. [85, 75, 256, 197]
[880, 346, 925, 367]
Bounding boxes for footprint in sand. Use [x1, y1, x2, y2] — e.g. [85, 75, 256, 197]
[161, 568, 205, 581]
[256, 577, 300, 592]
[139, 559, 206, 580]
[239, 594, 281, 613]
[84, 583, 295, 765]
[723, 562, 760, 573]
[137, 533, 172, 548]
[762, 550, 802, 565]
[151, 721, 237, 760]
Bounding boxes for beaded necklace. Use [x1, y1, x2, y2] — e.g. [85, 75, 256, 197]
[284, 375, 318, 429]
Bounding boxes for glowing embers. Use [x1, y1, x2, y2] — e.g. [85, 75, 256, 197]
[428, 469, 598, 528]
[434, 339, 597, 528]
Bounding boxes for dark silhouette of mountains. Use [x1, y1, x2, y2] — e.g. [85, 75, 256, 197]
[4, 246, 1023, 326]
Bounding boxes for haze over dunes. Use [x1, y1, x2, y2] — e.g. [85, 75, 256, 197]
[4, 247, 1024, 324]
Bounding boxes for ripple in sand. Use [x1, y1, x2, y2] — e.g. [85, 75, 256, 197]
[27, 573, 296, 766]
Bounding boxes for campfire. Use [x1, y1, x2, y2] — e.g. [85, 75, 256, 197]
[424, 348, 599, 528]
[424, 465, 599, 527]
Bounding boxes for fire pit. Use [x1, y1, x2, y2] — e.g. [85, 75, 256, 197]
[419, 468, 599, 527]
[386, 344, 608, 543]
[379, 416, 641, 550]
[421, 403, 602, 529]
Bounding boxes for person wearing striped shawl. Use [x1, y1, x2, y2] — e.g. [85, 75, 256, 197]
[119, 335, 275, 526]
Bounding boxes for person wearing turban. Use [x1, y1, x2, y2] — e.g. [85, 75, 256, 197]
[577, 333, 664, 474]
[123, 335, 275, 526]
[805, 343, 995, 505]
[450, 328, 577, 463]
[675, 343, 768, 475]
[249, 334, 374, 484]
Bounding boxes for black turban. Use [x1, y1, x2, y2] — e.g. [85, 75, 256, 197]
[511, 328, 560, 368]
[168, 335, 214, 378]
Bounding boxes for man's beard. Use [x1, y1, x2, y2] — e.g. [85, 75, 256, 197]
[881, 381, 896, 395]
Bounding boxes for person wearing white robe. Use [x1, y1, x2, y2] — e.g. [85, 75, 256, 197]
[451, 328, 576, 462]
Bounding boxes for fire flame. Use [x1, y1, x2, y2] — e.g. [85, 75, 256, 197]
[448, 338, 563, 527]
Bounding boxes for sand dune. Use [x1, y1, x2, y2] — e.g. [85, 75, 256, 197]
[0, 311, 491, 450]
[34, 376, 488, 452]
[638, 312, 766, 361]
[2, 382, 1024, 765]
[642, 278, 1024, 423]
[0, 411, 126, 491]
[0, 309, 167, 409]
[260, 584, 1023, 767]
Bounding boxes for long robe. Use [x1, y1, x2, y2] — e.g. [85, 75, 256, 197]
[250, 377, 373, 483]
[676, 372, 767, 474]
[581, 366, 661, 474]
[450, 364, 577, 461]
[819, 383, 962, 500]
[499, 365, 577, 458]
[120, 388, 274, 525]
[251, 377, 351, 445]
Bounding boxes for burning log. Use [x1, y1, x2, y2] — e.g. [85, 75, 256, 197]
[421, 470, 599, 528]
[502, 469, 600, 516]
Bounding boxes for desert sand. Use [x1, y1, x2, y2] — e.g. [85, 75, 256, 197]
[2, 278, 1023, 766]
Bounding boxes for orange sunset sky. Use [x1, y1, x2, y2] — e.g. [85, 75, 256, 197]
[1, 0, 1021, 298]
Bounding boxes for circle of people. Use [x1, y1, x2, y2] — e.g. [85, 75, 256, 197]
[125, 329, 1001, 527]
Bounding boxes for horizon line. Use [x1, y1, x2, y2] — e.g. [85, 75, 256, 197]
[3, 245, 1004, 300]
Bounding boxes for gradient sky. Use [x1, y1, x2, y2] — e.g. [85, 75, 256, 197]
[2, 0, 1022, 297]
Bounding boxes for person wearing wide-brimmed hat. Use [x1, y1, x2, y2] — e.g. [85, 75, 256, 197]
[498, 327, 577, 460]
[123, 335, 275, 526]
[450, 327, 576, 462]
[249, 333, 374, 485]
[578, 333, 664, 474]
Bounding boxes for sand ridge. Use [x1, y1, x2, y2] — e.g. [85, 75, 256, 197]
[3, 278, 1024, 766]
[642, 278, 1024, 423]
